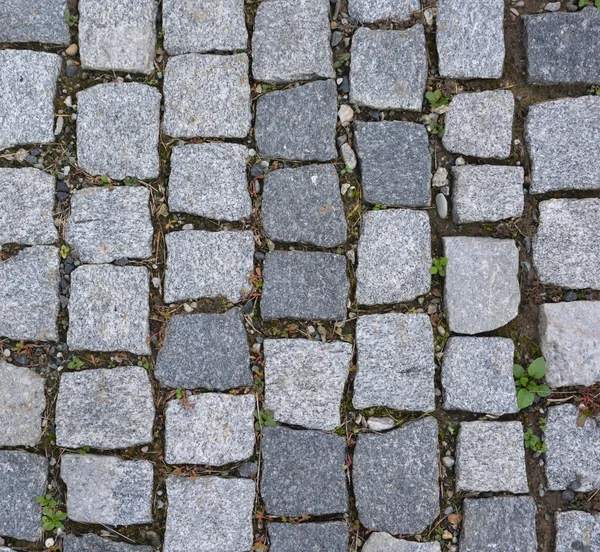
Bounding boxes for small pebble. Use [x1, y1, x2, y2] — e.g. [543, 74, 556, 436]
[54, 116, 64, 136]
[455, 157, 466, 166]
[65, 43, 78, 56]
[183, 303, 193, 313]
[424, 8, 434, 25]
[341, 143, 357, 170]
[436, 193, 448, 219]
[338, 104, 354, 125]
[562, 489, 575, 501]
[432, 167, 449, 187]
[545, 1, 561, 11]
[182, 223, 194, 230]
[442, 456, 455, 468]
[367, 417, 395, 432]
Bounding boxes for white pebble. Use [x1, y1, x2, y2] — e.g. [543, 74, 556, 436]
[436, 193, 448, 219]
[545, 2, 561, 11]
[338, 104, 354, 125]
[341, 143, 357, 170]
[54, 116, 64, 136]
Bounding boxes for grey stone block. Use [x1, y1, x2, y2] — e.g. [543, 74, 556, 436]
[363, 533, 441, 552]
[77, 83, 161, 180]
[0, 246, 60, 342]
[0, 50, 61, 151]
[165, 393, 255, 465]
[443, 91, 514, 159]
[456, 421, 528, 493]
[63, 534, 152, 552]
[261, 426, 348, 517]
[348, 0, 419, 23]
[163, 53, 251, 139]
[356, 209, 431, 305]
[0, 360, 45, 447]
[0, 0, 69, 44]
[555, 511, 600, 552]
[163, 0, 247, 55]
[61, 454, 153, 525]
[350, 25, 427, 111]
[0, 451, 46, 542]
[443, 237, 520, 334]
[268, 522, 348, 552]
[442, 337, 518, 415]
[354, 121, 431, 207]
[533, 199, 600, 289]
[353, 417, 439, 534]
[164, 476, 254, 552]
[168, 143, 251, 221]
[255, 80, 337, 161]
[66, 186, 153, 264]
[67, 265, 150, 355]
[354, 313, 435, 412]
[452, 165, 524, 224]
[460, 497, 537, 552]
[436, 0, 505, 79]
[264, 339, 352, 430]
[0, 168, 57, 246]
[262, 165, 347, 247]
[525, 96, 600, 193]
[79, 0, 157, 74]
[252, 0, 334, 83]
[56, 366, 155, 450]
[164, 230, 254, 303]
[540, 301, 600, 388]
[524, 8, 600, 85]
[261, 251, 348, 320]
[545, 404, 600, 491]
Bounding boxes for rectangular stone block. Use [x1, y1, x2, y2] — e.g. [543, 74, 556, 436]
[0, 0, 69, 44]
[555, 511, 600, 552]
[63, 534, 153, 552]
[268, 522, 349, 552]
[348, 0, 419, 23]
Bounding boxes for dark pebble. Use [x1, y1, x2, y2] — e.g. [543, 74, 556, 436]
[340, 76, 350, 94]
[57, 191, 69, 200]
[331, 31, 342, 47]
[523, 236, 532, 253]
[563, 291, 578, 302]
[114, 257, 129, 266]
[26, 155, 37, 164]
[562, 489, 575, 501]
[237, 462, 258, 478]
[13, 355, 29, 365]
[63, 263, 75, 275]
[59, 279, 68, 291]
[241, 300, 254, 314]
[65, 65, 79, 77]
[255, 251, 266, 261]
[250, 164, 265, 178]
[57, 181, 70, 193]
[369, 110, 381, 120]
[59, 295, 69, 308]
[30, 149, 41, 156]
[568, 478, 582, 491]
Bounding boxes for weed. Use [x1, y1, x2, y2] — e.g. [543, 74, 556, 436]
[514, 357, 551, 409]
[63, 9, 78, 27]
[430, 257, 448, 276]
[579, 0, 600, 9]
[137, 357, 149, 370]
[36, 494, 67, 532]
[372, 204, 387, 211]
[340, 167, 353, 176]
[254, 409, 276, 430]
[524, 426, 547, 453]
[78, 445, 90, 455]
[425, 90, 449, 109]
[67, 356, 84, 370]
[60, 245, 70, 259]
[429, 120, 445, 138]
[175, 388, 185, 400]
[124, 177, 139, 186]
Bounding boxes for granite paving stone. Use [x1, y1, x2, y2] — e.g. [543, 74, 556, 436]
[452, 165, 524, 224]
[56, 366, 155, 449]
[264, 339, 352, 430]
[0, 360, 45, 447]
[168, 143, 251, 221]
[350, 25, 427, 111]
[261, 426, 348, 517]
[255, 80, 337, 161]
[0, 50, 61, 151]
[348, 0, 420, 23]
[443, 90, 514, 159]
[163, 53, 251, 139]
[0, 246, 60, 342]
[443, 237, 520, 334]
[76, 83, 161, 180]
[356, 209, 431, 305]
[540, 301, 600, 388]
[61, 454, 153, 525]
[525, 96, 600, 193]
[0, 0, 70, 44]
[0, 451, 47, 542]
[79, 0, 157, 74]
[262, 165, 347, 247]
[252, 0, 334, 83]
[545, 404, 600, 492]
[456, 421, 528, 493]
[260, 251, 349, 320]
[363, 533, 441, 552]
[268, 522, 349, 552]
[533, 199, 600, 289]
[442, 337, 518, 415]
[354, 121, 431, 208]
[65, 186, 154, 264]
[0, 168, 57, 246]
[63, 534, 153, 552]
[164, 230, 254, 303]
[67, 265, 150, 355]
[436, 0, 505, 79]
[460, 497, 537, 552]
[524, 8, 600, 85]
[353, 313, 436, 412]
[353, 417, 439, 534]
[165, 393, 255, 465]
[555, 511, 600, 552]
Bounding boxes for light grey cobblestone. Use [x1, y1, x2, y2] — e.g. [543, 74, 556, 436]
[0, 0, 70, 44]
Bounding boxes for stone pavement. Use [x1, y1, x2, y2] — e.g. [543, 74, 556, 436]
[0, 1, 600, 551]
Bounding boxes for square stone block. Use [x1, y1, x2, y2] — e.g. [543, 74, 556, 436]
[0, 50, 61, 151]
[66, 186, 154, 264]
[268, 522, 349, 552]
[67, 265, 150, 355]
[164, 230, 254, 303]
[354, 313, 435, 412]
[356, 209, 431, 305]
[261, 426, 348, 517]
[0, 246, 60, 342]
[163, 53, 251, 139]
[348, 0, 419, 23]
[261, 250, 348, 320]
[168, 143, 251, 221]
[63, 533, 153, 552]
[262, 164, 347, 247]
[555, 511, 600, 552]
[255, 80, 338, 161]
[0, 0, 69, 44]
[76, 83, 161, 180]
[364, 534, 441, 551]
[350, 25, 427, 111]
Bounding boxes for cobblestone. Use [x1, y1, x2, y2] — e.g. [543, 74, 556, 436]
[267, 522, 348, 552]
[0, 0, 69, 44]
[555, 511, 600, 552]
[348, 0, 420, 23]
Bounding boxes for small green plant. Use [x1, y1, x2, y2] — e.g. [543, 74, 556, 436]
[425, 90, 449, 109]
[524, 428, 547, 453]
[254, 409, 276, 430]
[579, 0, 600, 9]
[137, 357, 149, 370]
[63, 9, 78, 27]
[124, 177, 139, 186]
[67, 356, 84, 370]
[100, 174, 110, 184]
[372, 204, 388, 211]
[36, 494, 67, 531]
[340, 167, 353, 176]
[429, 120, 445, 138]
[60, 244, 70, 259]
[430, 257, 448, 276]
[175, 388, 185, 400]
[514, 357, 551, 409]
[78, 445, 90, 455]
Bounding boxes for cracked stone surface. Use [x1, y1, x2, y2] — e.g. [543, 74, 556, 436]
[62, 534, 153, 552]
[363, 534, 441, 552]
[264, 339, 352, 430]
[555, 511, 600, 552]
[348, 0, 420, 23]
[267, 522, 349, 552]
[0, 0, 69, 44]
